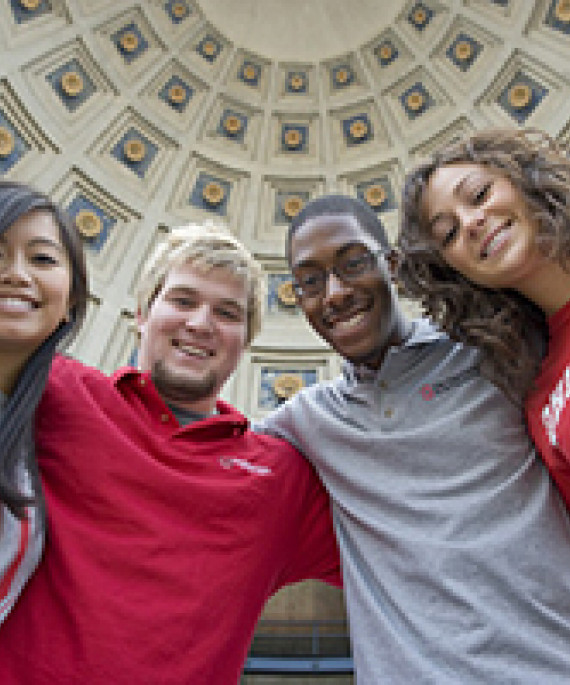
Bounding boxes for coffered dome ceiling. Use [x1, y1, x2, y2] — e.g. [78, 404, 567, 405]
[0, 0, 569, 409]
[196, 0, 403, 60]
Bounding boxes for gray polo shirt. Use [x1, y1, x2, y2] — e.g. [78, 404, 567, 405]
[255, 318, 570, 684]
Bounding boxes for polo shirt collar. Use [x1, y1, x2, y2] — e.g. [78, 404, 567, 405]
[112, 366, 249, 433]
[342, 317, 446, 384]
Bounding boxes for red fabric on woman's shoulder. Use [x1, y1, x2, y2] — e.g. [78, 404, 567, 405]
[526, 299, 570, 509]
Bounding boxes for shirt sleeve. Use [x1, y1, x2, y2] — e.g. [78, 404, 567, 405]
[254, 398, 342, 587]
[272, 445, 342, 590]
[252, 399, 304, 451]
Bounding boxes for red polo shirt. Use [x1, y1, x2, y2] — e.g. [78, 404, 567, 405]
[0, 355, 340, 684]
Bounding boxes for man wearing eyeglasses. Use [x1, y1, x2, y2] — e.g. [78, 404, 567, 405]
[255, 194, 570, 684]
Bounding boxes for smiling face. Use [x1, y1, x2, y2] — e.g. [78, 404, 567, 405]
[0, 210, 72, 391]
[137, 261, 248, 413]
[423, 162, 545, 290]
[291, 213, 405, 368]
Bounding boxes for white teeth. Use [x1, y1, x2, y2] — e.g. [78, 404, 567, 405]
[486, 233, 504, 255]
[176, 343, 209, 358]
[0, 297, 34, 312]
[482, 221, 512, 259]
[334, 312, 365, 330]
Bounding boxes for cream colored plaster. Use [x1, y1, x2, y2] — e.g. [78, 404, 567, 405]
[196, 0, 402, 60]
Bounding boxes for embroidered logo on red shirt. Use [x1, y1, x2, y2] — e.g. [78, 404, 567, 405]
[219, 457, 272, 475]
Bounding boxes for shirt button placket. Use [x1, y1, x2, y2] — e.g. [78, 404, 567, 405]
[379, 379, 394, 421]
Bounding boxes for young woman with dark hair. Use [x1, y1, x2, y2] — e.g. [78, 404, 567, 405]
[0, 180, 87, 622]
[398, 128, 570, 506]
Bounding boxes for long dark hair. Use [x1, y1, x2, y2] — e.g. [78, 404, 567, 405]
[0, 181, 87, 518]
[398, 129, 570, 401]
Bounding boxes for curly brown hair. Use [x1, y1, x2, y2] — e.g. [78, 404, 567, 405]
[398, 128, 570, 402]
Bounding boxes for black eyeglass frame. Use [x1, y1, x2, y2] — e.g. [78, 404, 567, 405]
[291, 247, 392, 300]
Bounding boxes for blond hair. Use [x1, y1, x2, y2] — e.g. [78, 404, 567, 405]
[137, 221, 264, 344]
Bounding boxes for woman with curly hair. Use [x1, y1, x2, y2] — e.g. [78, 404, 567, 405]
[398, 128, 570, 506]
[0, 181, 87, 623]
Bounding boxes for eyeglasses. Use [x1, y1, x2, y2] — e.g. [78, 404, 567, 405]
[292, 247, 388, 300]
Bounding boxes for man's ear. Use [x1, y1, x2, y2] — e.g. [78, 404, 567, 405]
[387, 249, 407, 297]
[387, 249, 401, 281]
[136, 307, 146, 340]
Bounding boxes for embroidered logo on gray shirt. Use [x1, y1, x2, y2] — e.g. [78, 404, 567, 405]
[420, 367, 479, 401]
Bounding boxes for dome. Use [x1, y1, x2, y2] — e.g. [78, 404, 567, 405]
[197, 0, 402, 60]
[0, 0, 568, 387]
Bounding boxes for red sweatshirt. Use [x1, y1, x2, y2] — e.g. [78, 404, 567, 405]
[527, 298, 570, 510]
